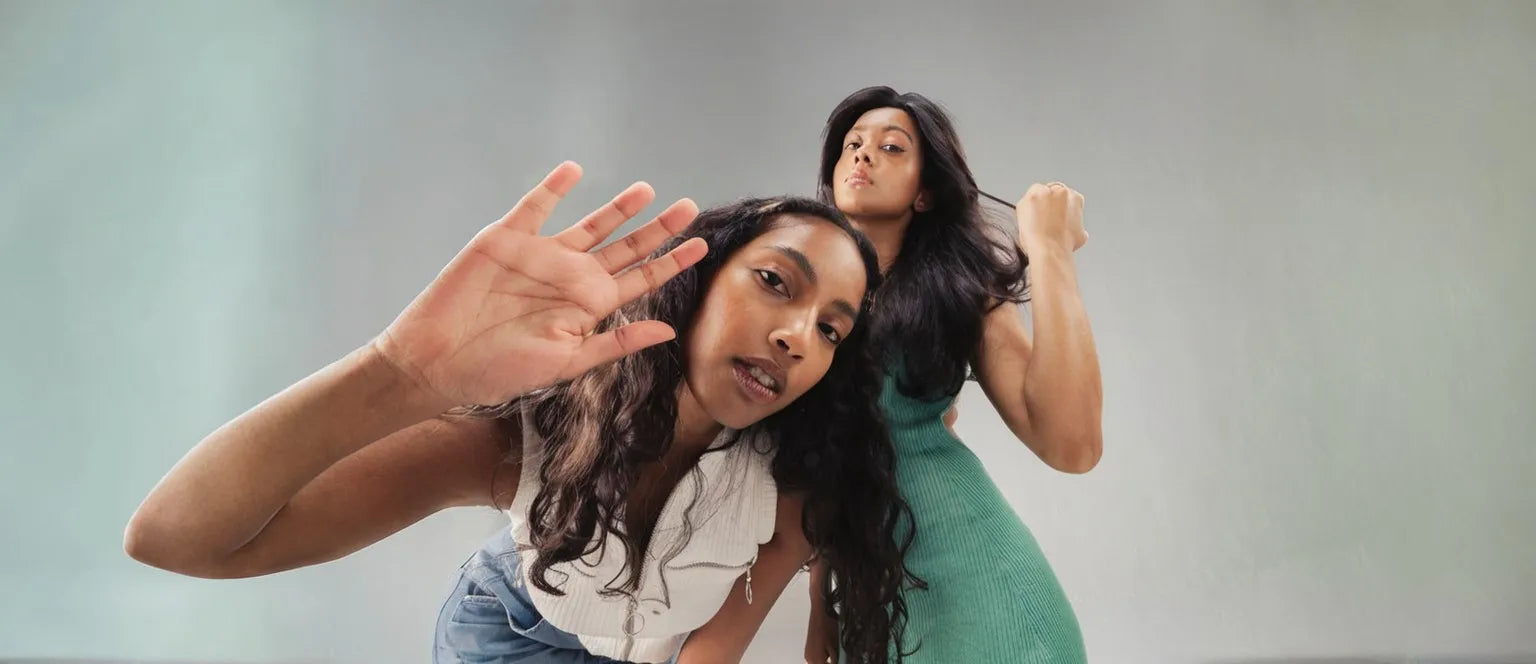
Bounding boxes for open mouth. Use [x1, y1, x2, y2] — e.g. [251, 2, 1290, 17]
[732, 359, 783, 403]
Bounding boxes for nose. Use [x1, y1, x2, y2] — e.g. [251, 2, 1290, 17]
[769, 319, 813, 362]
[854, 145, 873, 164]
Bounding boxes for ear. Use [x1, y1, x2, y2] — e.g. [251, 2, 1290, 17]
[913, 190, 932, 213]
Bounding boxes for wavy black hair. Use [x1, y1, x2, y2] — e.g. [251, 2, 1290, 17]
[818, 86, 1030, 402]
[475, 196, 920, 663]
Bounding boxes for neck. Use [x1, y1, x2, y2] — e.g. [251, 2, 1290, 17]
[847, 211, 913, 273]
[673, 381, 725, 453]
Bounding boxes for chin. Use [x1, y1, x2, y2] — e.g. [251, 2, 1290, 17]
[718, 412, 764, 430]
[699, 396, 785, 431]
[715, 396, 781, 429]
[837, 193, 900, 219]
[833, 188, 863, 208]
[702, 407, 760, 431]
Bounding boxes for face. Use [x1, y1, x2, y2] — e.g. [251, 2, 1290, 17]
[684, 214, 870, 429]
[831, 107, 926, 222]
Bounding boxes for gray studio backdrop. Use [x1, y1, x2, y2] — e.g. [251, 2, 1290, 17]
[1, 1, 1532, 663]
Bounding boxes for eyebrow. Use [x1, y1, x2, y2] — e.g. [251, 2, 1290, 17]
[771, 245, 860, 321]
[850, 123, 916, 144]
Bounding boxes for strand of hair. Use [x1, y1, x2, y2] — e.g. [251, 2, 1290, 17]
[978, 190, 1015, 209]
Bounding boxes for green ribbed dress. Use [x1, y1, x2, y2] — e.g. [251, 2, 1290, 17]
[878, 370, 1086, 663]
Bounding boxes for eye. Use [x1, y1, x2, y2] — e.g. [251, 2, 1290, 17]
[881, 144, 905, 153]
[756, 269, 789, 296]
[818, 322, 844, 345]
[844, 140, 860, 151]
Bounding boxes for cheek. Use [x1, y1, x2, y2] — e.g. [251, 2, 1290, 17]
[833, 153, 852, 176]
[900, 164, 923, 195]
[680, 330, 712, 379]
[684, 297, 729, 367]
[687, 280, 755, 358]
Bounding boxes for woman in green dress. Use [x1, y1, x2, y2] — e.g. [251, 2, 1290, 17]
[803, 87, 1104, 663]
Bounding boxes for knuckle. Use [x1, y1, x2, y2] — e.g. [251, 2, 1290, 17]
[613, 197, 643, 218]
[523, 196, 552, 216]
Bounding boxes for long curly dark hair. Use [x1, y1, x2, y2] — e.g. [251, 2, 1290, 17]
[476, 196, 920, 663]
[818, 86, 1030, 402]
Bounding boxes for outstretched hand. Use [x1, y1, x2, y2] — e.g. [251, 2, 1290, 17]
[372, 161, 707, 408]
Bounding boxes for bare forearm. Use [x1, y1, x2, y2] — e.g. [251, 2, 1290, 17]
[804, 558, 838, 663]
[1021, 245, 1102, 462]
[807, 558, 829, 610]
[125, 341, 453, 569]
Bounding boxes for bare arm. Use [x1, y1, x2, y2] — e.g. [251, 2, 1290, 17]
[973, 249, 1102, 473]
[677, 493, 813, 664]
[972, 183, 1102, 473]
[802, 558, 837, 663]
[123, 343, 512, 578]
[124, 162, 706, 579]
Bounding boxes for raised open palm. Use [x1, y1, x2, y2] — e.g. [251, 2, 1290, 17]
[372, 162, 707, 407]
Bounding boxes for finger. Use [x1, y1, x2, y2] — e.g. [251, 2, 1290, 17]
[496, 161, 583, 235]
[566, 320, 677, 375]
[555, 181, 655, 252]
[1048, 183, 1071, 201]
[612, 237, 708, 304]
[594, 198, 701, 274]
[1018, 183, 1050, 206]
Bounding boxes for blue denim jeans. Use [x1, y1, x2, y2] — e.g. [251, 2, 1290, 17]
[432, 527, 679, 664]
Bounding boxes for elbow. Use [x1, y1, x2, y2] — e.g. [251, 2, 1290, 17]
[1033, 427, 1102, 475]
[123, 513, 238, 579]
[1015, 387, 1103, 474]
[123, 509, 167, 568]
[123, 513, 187, 575]
[1049, 442, 1101, 474]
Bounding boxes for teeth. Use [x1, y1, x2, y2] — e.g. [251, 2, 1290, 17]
[746, 365, 778, 391]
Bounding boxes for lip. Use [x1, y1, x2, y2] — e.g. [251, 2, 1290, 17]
[732, 357, 786, 404]
[846, 168, 872, 186]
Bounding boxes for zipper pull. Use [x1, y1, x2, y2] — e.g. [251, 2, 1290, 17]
[744, 551, 759, 605]
[622, 594, 643, 636]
